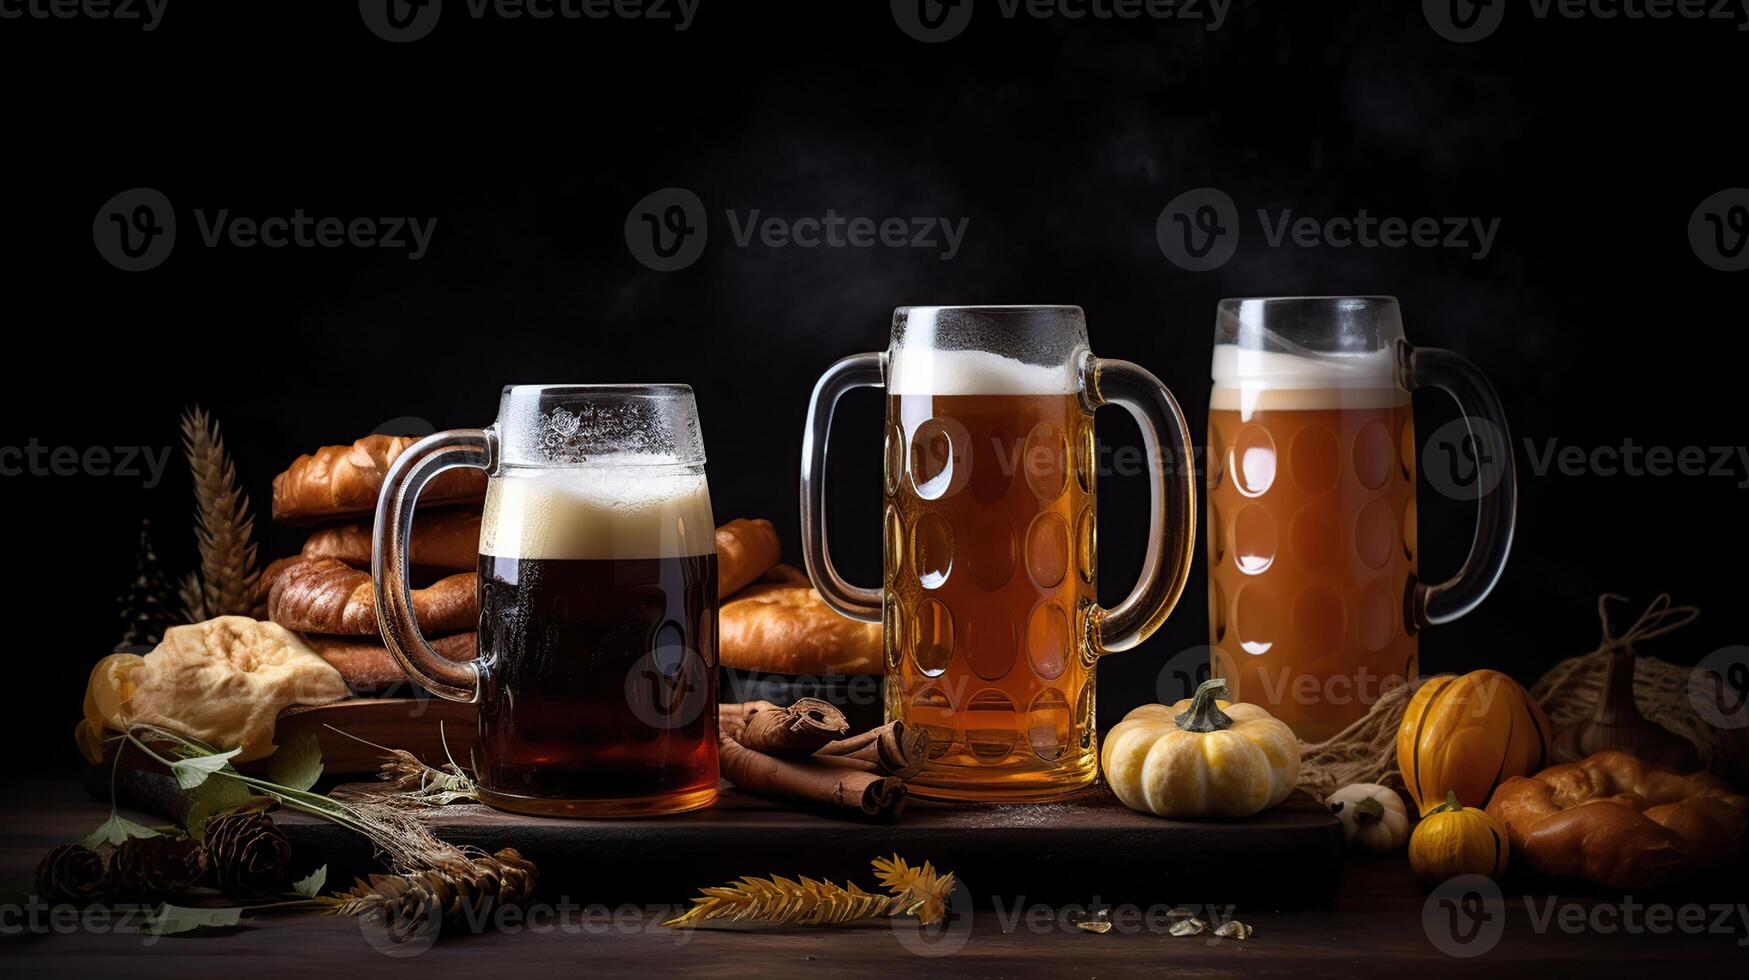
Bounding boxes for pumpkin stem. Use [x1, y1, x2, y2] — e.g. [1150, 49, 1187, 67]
[1353, 796, 1385, 825]
[1174, 678, 1234, 733]
[1425, 790, 1464, 816]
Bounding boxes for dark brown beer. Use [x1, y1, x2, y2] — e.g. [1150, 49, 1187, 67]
[474, 469, 719, 817]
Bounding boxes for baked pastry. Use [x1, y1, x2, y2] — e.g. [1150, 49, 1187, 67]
[267, 556, 477, 636]
[272, 435, 486, 525]
[719, 583, 882, 676]
[301, 510, 480, 571]
[1487, 750, 1749, 888]
[303, 633, 477, 694]
[716, 518, 782, 599]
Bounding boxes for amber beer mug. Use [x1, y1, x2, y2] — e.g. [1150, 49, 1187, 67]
[1206, 297, 1516, 741]
[373, 385, 719, 817]
[803, 306, 1198, 801]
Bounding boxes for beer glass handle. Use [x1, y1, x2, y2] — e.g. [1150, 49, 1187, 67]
[800, 352, 885, 624]
[1085, 357, 1198, 655]
[371, 428, 493, 702]
[1404, 345, 1518, 628]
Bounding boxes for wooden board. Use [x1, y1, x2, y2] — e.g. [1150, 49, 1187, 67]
[275, 785, 1344, 907]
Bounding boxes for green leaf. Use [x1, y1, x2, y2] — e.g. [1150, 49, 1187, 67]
[291, 866, 327, 898]
[265, 733, 324, 792]
[185, 777, 257, 840]
[142, 903, 243, 936]
[82, 812, 162, 850]
[169, 747, 242, 790]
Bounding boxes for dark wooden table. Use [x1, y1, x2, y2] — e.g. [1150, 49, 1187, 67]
[3, 779, 1745, 978]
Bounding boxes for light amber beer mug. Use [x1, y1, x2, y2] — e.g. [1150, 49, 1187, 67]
[802, 306, 1197, 801]
[1206, 297, 1516, 741]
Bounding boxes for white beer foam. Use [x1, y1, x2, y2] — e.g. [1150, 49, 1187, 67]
[1210, 344, 1405, 412]
[479, 461, 716, 560]
[888, 347, 1078, 396]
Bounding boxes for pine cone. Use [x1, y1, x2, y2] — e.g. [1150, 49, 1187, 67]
[335, 849, 538, 942]
[109, 836, 205, 903]
[35, 844, 108, 906]
[204, 810, 292, 899]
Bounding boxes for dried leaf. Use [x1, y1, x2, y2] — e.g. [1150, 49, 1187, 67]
[266, 733, 324, 792]
[292, 866, 328, 898]
[170, 747, 242, 790]
[142, 903, 242, 936]
[82, 812, 162, 850]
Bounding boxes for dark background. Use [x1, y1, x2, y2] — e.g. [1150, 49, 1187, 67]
[3, 2, 1743, 772]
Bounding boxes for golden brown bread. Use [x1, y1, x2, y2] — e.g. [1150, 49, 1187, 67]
[272, 435, 486, 526]
[301, 509, 481, 571]
[303, 632, 477, 694]
[267, 556, 477, 636]
[716, 518, 782, 599]
[719, 583, 882, 676]
[1486, 750, 1749, 889]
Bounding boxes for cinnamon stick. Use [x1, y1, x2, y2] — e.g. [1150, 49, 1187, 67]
[717, 735, 907, 820]
[719, 699, 849, 757]
[814, 721, 929, 779]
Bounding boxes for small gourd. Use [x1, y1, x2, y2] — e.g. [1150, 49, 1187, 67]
[1408, 791, 1510, 884]
[1101, 678, 1300, 820]
[1328, 783, 1409, 853]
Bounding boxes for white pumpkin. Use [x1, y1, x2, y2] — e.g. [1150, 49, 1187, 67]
[1327, 783, 1409, 852]
[1101, 679, 1301, 819]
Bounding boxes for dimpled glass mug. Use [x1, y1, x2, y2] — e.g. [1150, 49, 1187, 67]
[1205, 297, 1517, 742]
[801, 306, 1198, 802]
[373, 385, 720, 818]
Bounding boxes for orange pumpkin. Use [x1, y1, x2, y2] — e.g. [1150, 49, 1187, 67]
[1397, 670, 1551, 815]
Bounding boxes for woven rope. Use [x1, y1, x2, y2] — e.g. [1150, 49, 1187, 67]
[1295, 594, 1745, 801]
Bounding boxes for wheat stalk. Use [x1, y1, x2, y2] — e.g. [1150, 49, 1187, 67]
[663, 854, 955, 929]
[180, 406, 260, 619]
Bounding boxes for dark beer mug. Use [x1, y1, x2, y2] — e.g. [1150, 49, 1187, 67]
[373, 385, 719, 817]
